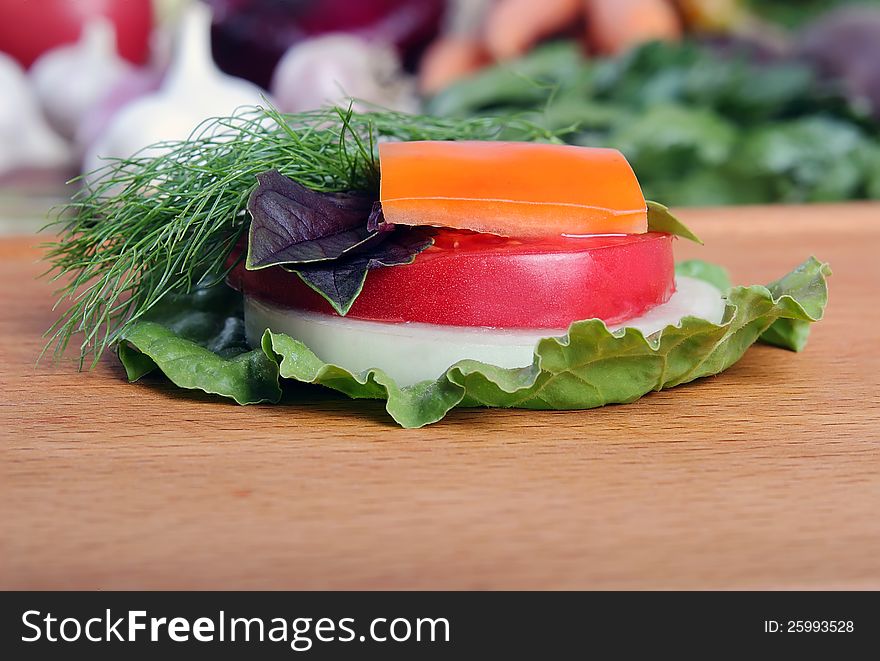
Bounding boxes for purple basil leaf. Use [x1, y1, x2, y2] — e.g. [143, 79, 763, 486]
[286, 228, 435, 315]
[246, 170, 376, 269]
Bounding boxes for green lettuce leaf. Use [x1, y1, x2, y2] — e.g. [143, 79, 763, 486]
[117, 284, 282, 404]
[117, 258, 830, 427]
[755, 257, 833, 352]
[647, 201, 702, 243]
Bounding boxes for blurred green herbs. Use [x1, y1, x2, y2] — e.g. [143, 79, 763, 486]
[427, 40, 880, 206]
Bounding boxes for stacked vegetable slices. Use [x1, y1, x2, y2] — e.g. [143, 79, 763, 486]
[43, 107, 829, 427]
[230, 140, 732, 387]
[121, 254, 828, 428]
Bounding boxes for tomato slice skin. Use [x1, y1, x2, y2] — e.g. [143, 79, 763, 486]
[229, 230, 676, 329]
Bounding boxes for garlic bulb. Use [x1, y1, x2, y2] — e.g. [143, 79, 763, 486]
[0, 53, 71, 175]
[270, 34, 418, 114]
[84, 3, 267, 175]
[29, 18, 134, 141]
[74, 67, 162, 159]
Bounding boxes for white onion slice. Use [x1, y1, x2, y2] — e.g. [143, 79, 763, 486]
[245, 276, 726, 387]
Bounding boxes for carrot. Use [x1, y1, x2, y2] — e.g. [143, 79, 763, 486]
[379, 141, 648, 238]
[419, 36, 491, 95]
[585, 0, 682, 55]
[484, 0, 584, 60]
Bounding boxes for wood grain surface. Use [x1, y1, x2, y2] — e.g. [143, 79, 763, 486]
[1, 203, 879, 590]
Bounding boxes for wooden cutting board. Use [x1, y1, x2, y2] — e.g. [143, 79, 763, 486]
[1, 203, 878, 589]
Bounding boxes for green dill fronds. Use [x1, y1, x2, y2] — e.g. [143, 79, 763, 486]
[42, 105, 557, 366]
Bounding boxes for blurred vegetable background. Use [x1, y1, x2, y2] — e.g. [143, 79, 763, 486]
[428, 39, 880, 205]
[1, 0, 880, 211]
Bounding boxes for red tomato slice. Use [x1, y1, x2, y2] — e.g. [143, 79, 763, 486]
[230, 229, 675, 329]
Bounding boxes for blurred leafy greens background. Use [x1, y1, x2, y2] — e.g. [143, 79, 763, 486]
[746, 0, 865, 27]
[427, 40, 880, 206]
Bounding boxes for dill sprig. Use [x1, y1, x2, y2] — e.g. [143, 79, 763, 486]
[43, 105, 556, 366]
